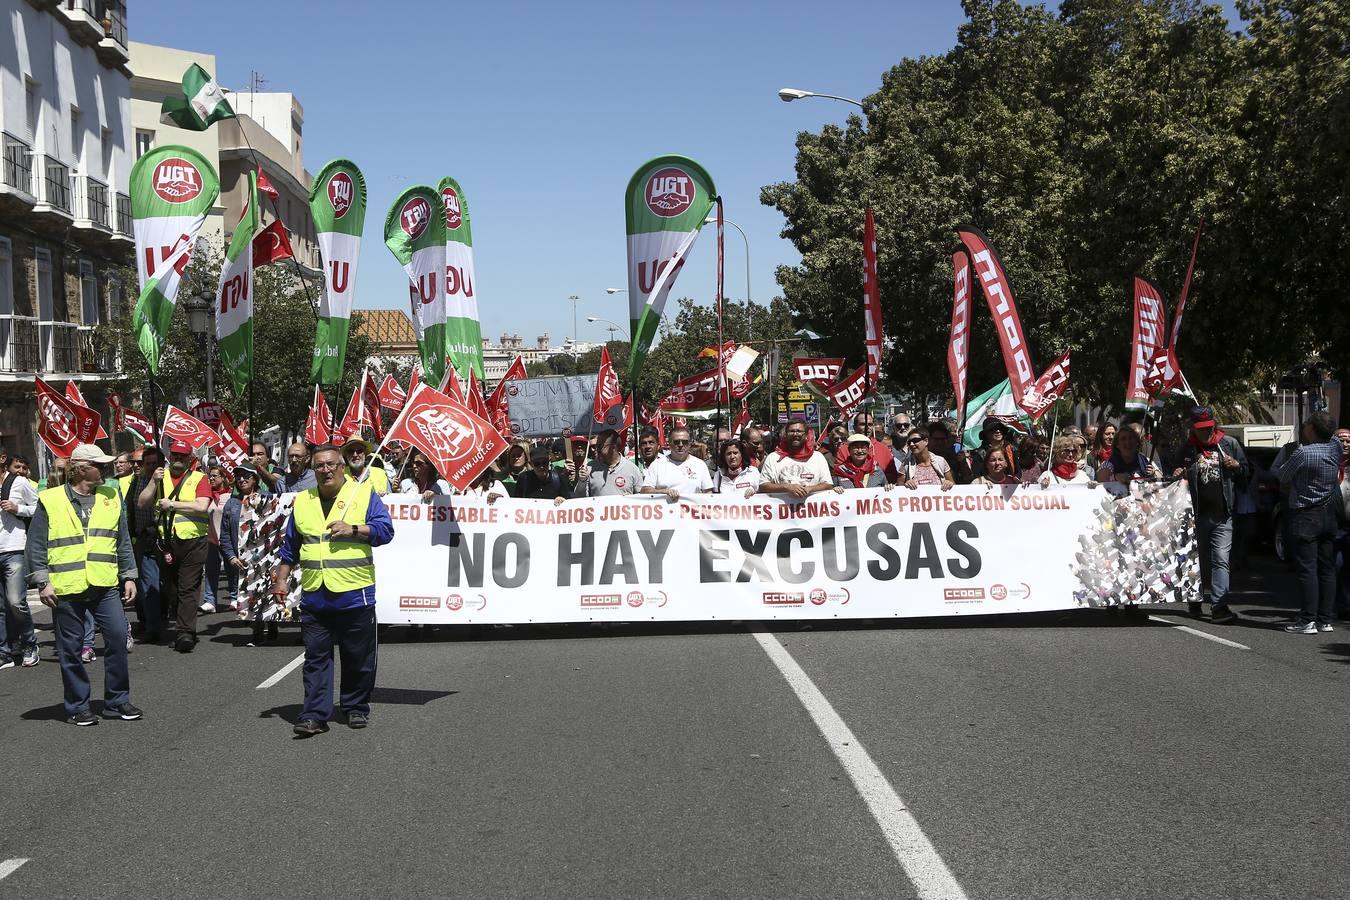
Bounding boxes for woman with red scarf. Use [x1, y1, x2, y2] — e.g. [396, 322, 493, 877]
[1038, 436, 1095, 486]
[833, 434, 892, 490]
[1092, 421, 1117, 466]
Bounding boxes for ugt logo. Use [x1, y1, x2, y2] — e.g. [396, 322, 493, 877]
[645, 167, 694, 217]
[152, 158, 202, 203]
[400, 196, 431, 239]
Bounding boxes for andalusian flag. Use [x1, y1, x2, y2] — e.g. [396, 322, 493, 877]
[130, 145, 220, 372]
[624, 155, 716, 381]
[160, 64, 235, 131]
[438, 176, 484, 380]
[385, 186, 448, 387]
[216, 170, 261, 396]
[310, 159, 366, 383]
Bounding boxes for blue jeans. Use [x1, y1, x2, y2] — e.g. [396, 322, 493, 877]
[0, 549, 35, 659]
[300, 605, 378, 721]
[204, 544, 237, 609]
[1197, 513, 1234, 606]
[135, 546, 163, 638]
[52, 587, 131, 716]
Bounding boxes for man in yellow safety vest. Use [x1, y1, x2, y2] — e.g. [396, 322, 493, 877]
[342, 438, 389, 496]
[137, 440, 212, 653]
[26, 443, 141, 726]
[273, 444, 393, 737]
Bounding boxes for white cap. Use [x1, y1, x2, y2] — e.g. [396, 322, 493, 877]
[69, 443, 115, 464]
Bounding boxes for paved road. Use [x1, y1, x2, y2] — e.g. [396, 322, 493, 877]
[2, 556, 1347, 898]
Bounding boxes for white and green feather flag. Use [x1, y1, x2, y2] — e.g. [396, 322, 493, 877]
[385, 186, 447, 388]
[160, 63, 235, 131]
[130, 145, 220, 372]
[624, 155, 716, 381]
[310, 159, 366, 383]
[438, 176, 484, 380]
[216, 170, 261, 396]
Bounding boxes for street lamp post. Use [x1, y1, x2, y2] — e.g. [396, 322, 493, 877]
[777, 88, 866, 112]
[185, 289, 215, 402]
[586, 315, 630, 341]
[705, 215, 751, 308]
[568, 294, 580, 359]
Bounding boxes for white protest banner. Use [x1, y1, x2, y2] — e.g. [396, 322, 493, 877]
[504, 374, 625, 437]
[373, 481, 1199, 624]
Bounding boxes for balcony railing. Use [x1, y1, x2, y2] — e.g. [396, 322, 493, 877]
[115, 192, 132, 235]
[2, 133, 33, 196]
[43, 321, 80, 374]
[72, 174, 110, 229]
[35, 156, 72, 214]
[102, 1, 126, 45]
[78, 324, 116, 372]
[0, 315, 40, 373]
[0, 318, 118, 375]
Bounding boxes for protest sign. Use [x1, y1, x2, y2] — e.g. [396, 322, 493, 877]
[505, 375, 625, 437]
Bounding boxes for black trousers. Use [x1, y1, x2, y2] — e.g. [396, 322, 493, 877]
[1288, 503, 1339, 625]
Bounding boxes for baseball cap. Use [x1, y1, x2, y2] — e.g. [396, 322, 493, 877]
[233, 462, 259, 478]
[847, 433, 871, 445]
[167, 440, 193, 455]
[69, 443, 115, 464]
[529, 447, 550, 465]
[1190, 406, 1217, 429]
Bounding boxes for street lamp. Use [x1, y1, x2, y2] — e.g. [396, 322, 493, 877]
[586, 315, 629, 341]
[705, 214, 751, 307]
[568, 294, 580, 359]
[185, 289, 215, 402]
[777, 87, 866, 112]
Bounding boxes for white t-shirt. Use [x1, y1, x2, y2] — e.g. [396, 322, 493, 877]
[713, 467, 762, 495]
[642, 454, 712, 495]
[760, 451, 833, 487]
[457, 481, 508, 500]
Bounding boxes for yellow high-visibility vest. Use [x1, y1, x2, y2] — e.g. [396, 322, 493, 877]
[160, 470, 209, 540]
[39, 485, 121, 596]
[293, 477, 376, 593]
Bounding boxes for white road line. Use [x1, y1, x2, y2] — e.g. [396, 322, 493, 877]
[1147, 616, 1250, 650]
[255, 652, 305, 690]
[0, 859, 29, 882]
[751, 630, 969, 900]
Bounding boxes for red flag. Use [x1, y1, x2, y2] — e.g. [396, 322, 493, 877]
[862, 208, 884, 391]
[408, 364, 423, 400]
[486, 355, 526, 427]
[251, 219, 294, 268]
[378, 374, 407, 413]
[825, 365, 869, 420]
[732, 400, 750, 436]
[36, 377, 101, 458]
[793, 357, 845, 395]
[593, 346, 623, 423]
[1126, 276, 1167, 410]
[65, 382, 109, 440]
[107, 390, 124, 433]
[948, 251, 971, 421]
[622, 393, 635, 431]
[1017, 350, 1071, 420]
[386, 384, 508, 491]
[640, 405, 667, 448]
[439, 363, 464, 403]
[122, 408, 155, 444]
[955, 226, 1036, 398]
[305, 386, 335, 445]
[256, 169, 279, 202]
[465, 368, 490, 422]
[215, 411, 251, 474]
[161, 404, 221, 451]
[338, 370, 383, 441]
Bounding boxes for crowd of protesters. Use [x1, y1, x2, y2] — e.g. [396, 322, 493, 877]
[2, 401, 1347, 725]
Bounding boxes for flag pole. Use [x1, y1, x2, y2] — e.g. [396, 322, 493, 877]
[715, 197, 726, 437]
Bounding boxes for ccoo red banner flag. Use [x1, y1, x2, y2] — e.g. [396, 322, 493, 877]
[862, 208, 883, 391]
[948, 251, 971, 421]
[955, 227, 1036, 398]
[1127, 276, 1168, 410]
[1018, 350, 1071, 420]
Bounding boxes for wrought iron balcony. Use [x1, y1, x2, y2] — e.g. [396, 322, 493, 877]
[1, 133, 34, 198]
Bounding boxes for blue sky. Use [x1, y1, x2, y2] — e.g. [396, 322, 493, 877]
[130, 0, 1241, 350]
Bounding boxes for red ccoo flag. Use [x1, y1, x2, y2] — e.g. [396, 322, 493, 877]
[825, 365, 870, 420]
[215, 411, 251, 474]
[305, 386, 335, 445]
[465, 368, 490, 422]
[122, 408, 155, 444]
[65, 381, 109, 440]
[161, 404, 221, 451]
[387, 384, 508, 491]
[1017, 350, 1071, 421]
[252, 219, 294, 268]
[36, 377, 101, 457]
[378, 374, 407, 413]
[593, 346, 623, 423]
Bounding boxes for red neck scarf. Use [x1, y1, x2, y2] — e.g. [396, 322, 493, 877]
[1096, 446, 1112, 463]
[835, 455, 875, 488]
[1187, 427, 1227, 454]
[777, 433, 816, 462]
[1052, 460, 1079, 480]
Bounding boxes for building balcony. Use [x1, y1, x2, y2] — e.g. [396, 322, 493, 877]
[71, 173, 111, 232]
[31, 156, 73, 221]
[0, 133, 36, 202]
[0, 316, 41, 374]
[112, 192, 133, 243]
[60, 0, 104, 44]
[95, 1, 129, 66]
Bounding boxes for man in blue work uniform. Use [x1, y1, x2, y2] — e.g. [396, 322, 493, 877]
[272, 444, 394, 737]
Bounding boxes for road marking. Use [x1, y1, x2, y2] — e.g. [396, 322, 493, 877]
[256, 652, 305, 690]
[751, 630, 969, 900]
[0, 859, 29, 882]
[1148, 616, 1250, 650]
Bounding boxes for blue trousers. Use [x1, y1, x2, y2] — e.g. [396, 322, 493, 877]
[1197, 513, 1233, 606]
[0, 549, 35, 660]
[300, 605, 378, 721]
[135, 546, 163, 638]
[53, 588, 131, 717]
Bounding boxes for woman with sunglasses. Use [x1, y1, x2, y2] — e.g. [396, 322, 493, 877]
[1038, 435, 1096, 486]
[400, 452, 451, 502]
[1095, 423, 1159, 494]
[899, 430, 955, 491]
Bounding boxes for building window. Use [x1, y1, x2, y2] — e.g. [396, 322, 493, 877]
[70, 106, 82, 163]
[79, 260, 99, 326]
[135, 129, 154, 159]
[25, 79, 39, 142]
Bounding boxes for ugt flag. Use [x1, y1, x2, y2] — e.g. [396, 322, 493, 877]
[130, 145, 220, 372]
[159, 63, 234, 131]
[310, 159, 366, 384]
[624, 156, 716, 381]
[385, 186, 448, 388]
[387, 384, 507, 492]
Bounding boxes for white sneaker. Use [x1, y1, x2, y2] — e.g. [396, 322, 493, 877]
[126, 632, 135, 653]
[1318, 622, 1334, 633]
[198, 601, 215, 614]
[1283, 620, 1317, 634]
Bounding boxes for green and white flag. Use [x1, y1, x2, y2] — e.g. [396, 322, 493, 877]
[160, 63, 235, 131]
[309, 159, 366, 383]
[624, 155, 716, 381]
[438, 176, 484, 380]
[216, 170, 261, 397]
[130, 145, 220, 372]
[385, 186, 447, 387]
[961, 378, 1031, 449]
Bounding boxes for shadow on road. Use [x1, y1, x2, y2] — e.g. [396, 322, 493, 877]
[1320, 643, 1350, 665]
[258, 688, 458, 724]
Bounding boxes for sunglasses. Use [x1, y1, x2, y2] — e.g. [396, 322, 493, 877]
[671, 440, 690, 446]
[906, 436, 926, 445]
